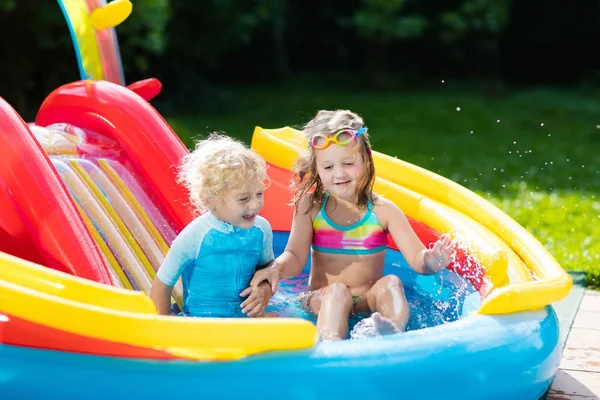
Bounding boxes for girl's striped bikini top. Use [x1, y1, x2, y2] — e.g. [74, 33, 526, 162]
[311, 193, 388, 255]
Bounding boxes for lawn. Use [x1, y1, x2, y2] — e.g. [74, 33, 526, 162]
[164, 84, 600, 288]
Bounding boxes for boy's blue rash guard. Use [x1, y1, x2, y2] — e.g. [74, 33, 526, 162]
[156, 212, 274, 317]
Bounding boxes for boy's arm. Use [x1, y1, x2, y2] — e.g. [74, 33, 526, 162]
[150, 277, 175, 315]
[152, 219, 203, 314]
[240, 281, 273, 317]
[255, 216, 275, 270]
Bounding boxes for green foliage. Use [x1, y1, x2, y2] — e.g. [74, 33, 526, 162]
[165, 84, 600, 288]
[0, 1, 78, 116]
[118, 0, 170, 76]
[439, 0, 509, 42]
[347, 0, 512, 79]
[0, 0, 15, 12]
[353, 0, 427, 41]
[164, 0, 269, 70]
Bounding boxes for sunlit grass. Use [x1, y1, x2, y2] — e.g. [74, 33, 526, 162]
[164, 84, 600, 287]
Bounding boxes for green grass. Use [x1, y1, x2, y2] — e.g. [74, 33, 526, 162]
[164, 84, 600, 288]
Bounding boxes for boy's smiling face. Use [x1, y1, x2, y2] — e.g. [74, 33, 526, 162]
[211, 180, 265, 229]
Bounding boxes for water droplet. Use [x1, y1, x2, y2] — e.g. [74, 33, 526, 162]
[548, 134, 551, 136]
[456, 107, 461, 111]
[442, 80, 445, 84]
[470, 130, 474, 134]
[541, 123, 544, 126]
[513, 141, 517, 144]
[497, 119, 501, 123]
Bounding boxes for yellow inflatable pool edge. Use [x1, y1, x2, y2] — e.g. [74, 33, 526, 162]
[479, 274, 572, 314]
[252, 126, 572, 315]
[0, 251, 318, 360]
[0, 251, 155, 313]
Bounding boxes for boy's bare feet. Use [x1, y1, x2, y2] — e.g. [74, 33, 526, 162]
[372, 312, 400, 335]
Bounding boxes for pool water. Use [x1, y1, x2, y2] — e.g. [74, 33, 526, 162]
[267, 232, 482, 339]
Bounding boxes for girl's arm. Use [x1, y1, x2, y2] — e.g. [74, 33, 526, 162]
[150, 277, 175, 315]
[277, 197, 314, 278]
[250, 196, 314, 292]
[381, 200, 450, 275]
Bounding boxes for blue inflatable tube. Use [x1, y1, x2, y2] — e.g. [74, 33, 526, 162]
[0, 232, 560, 399]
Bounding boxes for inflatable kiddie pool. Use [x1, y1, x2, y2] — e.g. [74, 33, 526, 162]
[0, 0, 570, 398]
[0, 80, 568, 399]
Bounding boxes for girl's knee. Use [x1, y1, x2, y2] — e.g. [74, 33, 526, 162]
[323, 282, 352, 307]
[379, 274, 404, 291]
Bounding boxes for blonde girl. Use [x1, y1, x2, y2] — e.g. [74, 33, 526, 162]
[249, 110, 452, 339]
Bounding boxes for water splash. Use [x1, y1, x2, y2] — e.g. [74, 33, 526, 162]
[268, 263, 480, 340]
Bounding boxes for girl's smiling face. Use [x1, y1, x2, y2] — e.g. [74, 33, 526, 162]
[315, 142, 365, 201]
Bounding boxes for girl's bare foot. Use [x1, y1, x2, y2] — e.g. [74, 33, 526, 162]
[372, 312, 400, 335]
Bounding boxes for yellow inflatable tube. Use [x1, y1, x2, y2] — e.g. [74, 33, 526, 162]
[373, 178, 514, 289]
[0, 252, 318, 360]
[0, 252, 153, 313]
[251, 126, 572, 315]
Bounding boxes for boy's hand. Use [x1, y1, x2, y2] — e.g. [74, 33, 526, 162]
[424, 234, 453, 273]
[239, 282, 273, 317]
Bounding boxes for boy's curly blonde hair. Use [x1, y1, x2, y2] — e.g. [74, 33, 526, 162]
[178, 134, 268, 213]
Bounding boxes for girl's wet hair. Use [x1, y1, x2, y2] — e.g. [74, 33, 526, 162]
[178, 134, 268, 213]
[292, 109, 376, 213]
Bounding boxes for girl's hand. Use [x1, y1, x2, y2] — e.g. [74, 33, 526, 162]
[249, 261, 281, 293]
[239, 282, 273, 317]
[424, 234, 453, 273]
